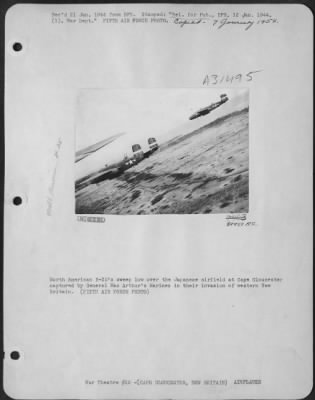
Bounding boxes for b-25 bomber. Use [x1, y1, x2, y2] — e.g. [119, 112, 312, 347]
[75, 136, 159, 191]
[189, 94, 229, 120]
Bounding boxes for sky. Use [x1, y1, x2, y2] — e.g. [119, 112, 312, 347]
[75, 88, 248, 180]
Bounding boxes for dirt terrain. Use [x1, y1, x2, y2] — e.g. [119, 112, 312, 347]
[75, 108, 249, 215]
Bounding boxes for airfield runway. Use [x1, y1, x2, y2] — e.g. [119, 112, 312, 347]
[75, 108, 249, 215]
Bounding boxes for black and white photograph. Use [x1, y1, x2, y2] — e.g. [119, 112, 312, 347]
[75, 89, 249, 214]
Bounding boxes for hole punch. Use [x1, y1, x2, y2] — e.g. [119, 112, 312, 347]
[13, 196, 22, 206]
[12, 42, 23, 52]
[10, 351, 20, 360]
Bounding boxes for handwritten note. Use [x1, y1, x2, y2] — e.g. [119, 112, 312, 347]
[47, 138, 62, 216]
[203, 70, 263, 86]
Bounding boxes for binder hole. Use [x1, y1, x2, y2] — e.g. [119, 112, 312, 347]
[13, 196, 22, 206]
[10, 351, 20, 360]
[13, 42, 22, 52]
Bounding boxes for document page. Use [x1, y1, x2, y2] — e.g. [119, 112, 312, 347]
[4, 3, 313, 399]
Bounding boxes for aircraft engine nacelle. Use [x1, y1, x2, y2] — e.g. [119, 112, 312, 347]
[148, 137, 159, 152]
[132, 144, 144, 162]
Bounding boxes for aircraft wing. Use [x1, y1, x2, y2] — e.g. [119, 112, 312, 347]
[75, 132, 126, 162]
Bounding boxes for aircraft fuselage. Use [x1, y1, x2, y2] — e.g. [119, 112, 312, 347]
[189, 95, 228, 120]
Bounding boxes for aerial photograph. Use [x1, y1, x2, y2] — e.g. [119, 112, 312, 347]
[75, 89, 249, 215]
